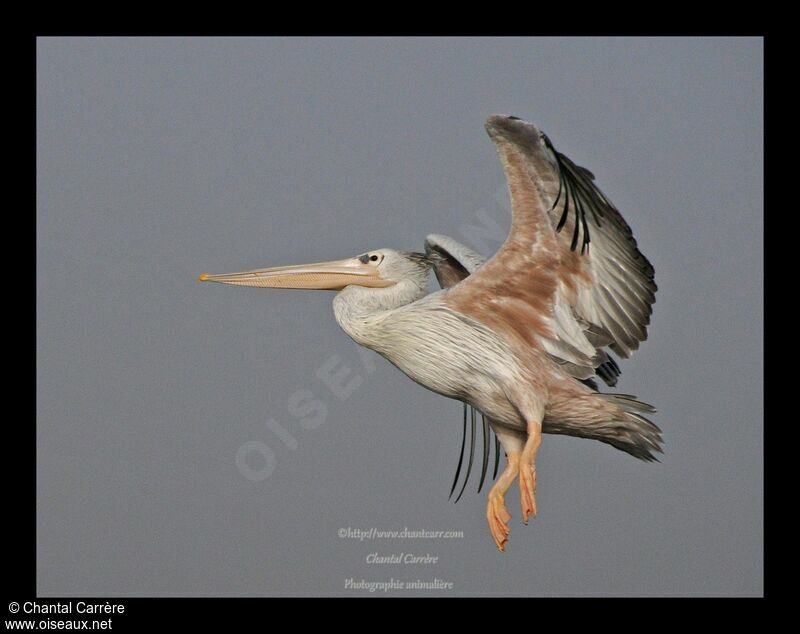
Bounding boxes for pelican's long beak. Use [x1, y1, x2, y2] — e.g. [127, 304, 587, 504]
[198, 257, 394, 290]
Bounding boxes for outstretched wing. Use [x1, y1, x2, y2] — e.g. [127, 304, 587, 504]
[425, 233, 486, 282]
[425, 233, 621, 387]
[443, 115, 656, 381]
[423, 232, 618, 501]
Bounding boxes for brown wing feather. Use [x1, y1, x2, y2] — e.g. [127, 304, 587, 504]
[444, 115, 656, 363]
[445, 117, 562, 352]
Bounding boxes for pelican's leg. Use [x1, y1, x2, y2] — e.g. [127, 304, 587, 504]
[486, 426, 524, 552]
[519, 421, 543, 524]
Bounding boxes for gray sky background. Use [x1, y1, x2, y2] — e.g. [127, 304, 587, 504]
[36, 37, 763, 597]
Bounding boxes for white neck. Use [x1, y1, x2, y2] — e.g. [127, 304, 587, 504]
[332, 279, 428, 349]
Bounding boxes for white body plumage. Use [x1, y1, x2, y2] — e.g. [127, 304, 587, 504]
[333, 283, 532, 432]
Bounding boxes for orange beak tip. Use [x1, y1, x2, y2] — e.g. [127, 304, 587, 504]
[198, 273, 209, 282]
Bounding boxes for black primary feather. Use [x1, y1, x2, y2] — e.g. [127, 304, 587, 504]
[493, 432, 500, 480]
[478, 414, 490, 493]
[543, 132, 597, 254]
[453, 406, 476, 503]
[596, 354, 621, 387]
[451, 405, 501, 502]
[449, 403, 468, 500]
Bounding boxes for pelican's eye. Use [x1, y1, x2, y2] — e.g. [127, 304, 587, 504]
[370, 255, 379, 262]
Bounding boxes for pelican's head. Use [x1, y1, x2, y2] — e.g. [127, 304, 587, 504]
[198, 248, 432, 292]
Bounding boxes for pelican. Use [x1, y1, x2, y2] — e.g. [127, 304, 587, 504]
[200, 115, 661, 551]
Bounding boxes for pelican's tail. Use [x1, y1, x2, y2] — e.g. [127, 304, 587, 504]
[544, 392, 663, 462]
[592, 394, 663, 461]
